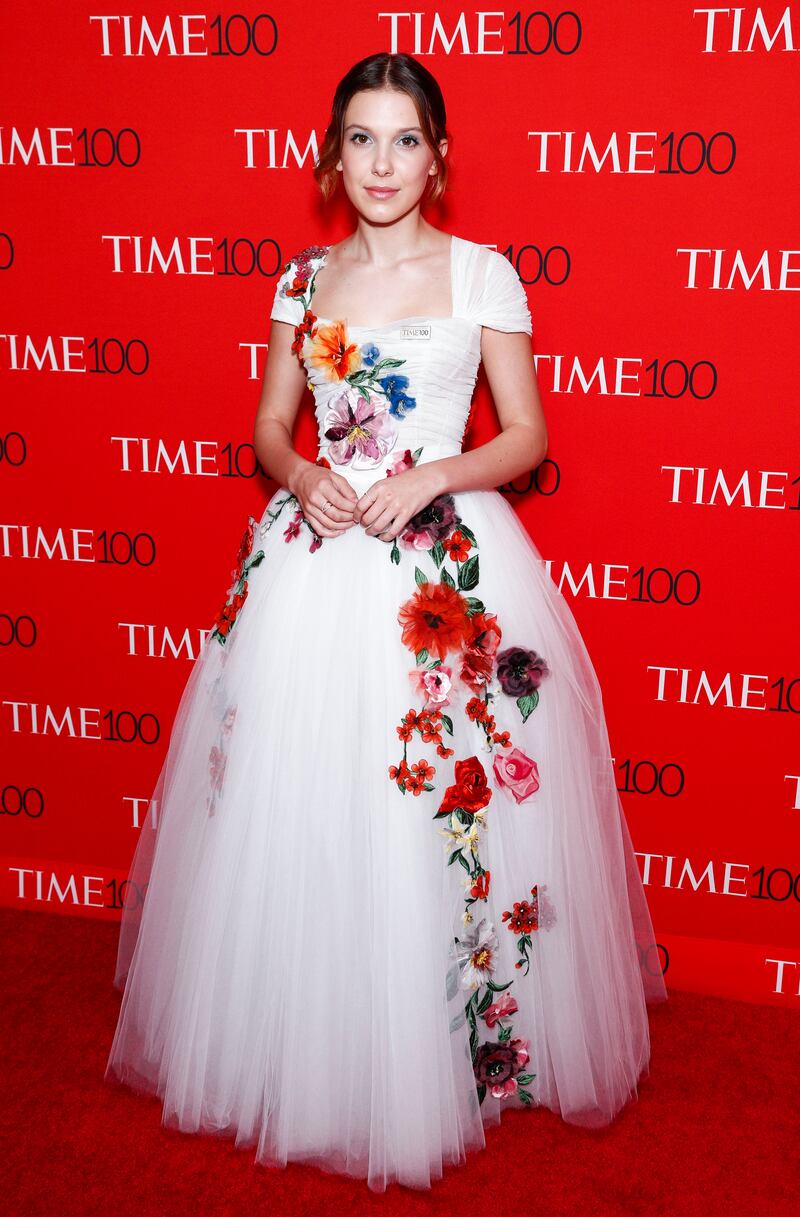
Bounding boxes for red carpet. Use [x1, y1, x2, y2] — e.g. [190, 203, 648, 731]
[3, 907, 797, 1216]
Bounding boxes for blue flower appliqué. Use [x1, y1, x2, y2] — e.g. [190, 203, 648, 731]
[379, 371, 417, 419]
[361, 342, 381, 368]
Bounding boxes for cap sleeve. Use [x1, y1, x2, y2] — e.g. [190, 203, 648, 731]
[471, 248, 532, 335]
[269, 255, 306, 326]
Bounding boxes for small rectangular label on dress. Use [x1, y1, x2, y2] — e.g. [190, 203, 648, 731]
[400, 323, 431, 340]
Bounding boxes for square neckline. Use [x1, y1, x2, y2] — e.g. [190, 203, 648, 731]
[307, 233, 457, 332]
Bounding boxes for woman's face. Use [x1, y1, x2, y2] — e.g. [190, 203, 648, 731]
[336, 87, 445, 222]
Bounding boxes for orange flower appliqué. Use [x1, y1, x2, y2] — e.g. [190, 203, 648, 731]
[292, 308, 317, 355]
[304, 319, 362, 381]
[397, 581, 472, 661]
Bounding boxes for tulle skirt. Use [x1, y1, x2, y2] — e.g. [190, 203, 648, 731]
[105, 465, 668, 1192]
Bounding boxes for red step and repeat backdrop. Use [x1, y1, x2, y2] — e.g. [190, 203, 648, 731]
[2, 3, 798, 1007]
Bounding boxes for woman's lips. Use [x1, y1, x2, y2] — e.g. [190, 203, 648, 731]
[365, 187, 399, 199]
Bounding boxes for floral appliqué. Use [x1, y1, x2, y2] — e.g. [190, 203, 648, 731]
[386, 445, 554, 1107]
[501, 884, 557, 974]
[276, 246, 418, 470]
[387, 447, 550, 796]
[211, 461, 335, 647]
[210, 518, 264, 645]
[207, 703, 238, 816]
[256, 453, 333, 555]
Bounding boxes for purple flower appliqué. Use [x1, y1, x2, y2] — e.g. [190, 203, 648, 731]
[495, 646, 551, 723]
[496, 647, 550, 697]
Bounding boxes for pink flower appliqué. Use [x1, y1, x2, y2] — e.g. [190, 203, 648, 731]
[385, 447, 415, 477]
[410, 664, 454, 707]
[208, 746, 227, 793]
[323, 385, 398, 469]
[493, 746, 541, 804]
[482, 992, 519, 1029]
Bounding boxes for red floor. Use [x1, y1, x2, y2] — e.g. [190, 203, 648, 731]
[3, 906, 798, 1217]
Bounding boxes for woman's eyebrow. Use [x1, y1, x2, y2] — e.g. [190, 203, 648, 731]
[343, 123, 424, 134]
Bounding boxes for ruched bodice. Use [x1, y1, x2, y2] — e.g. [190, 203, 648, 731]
[269, 234, 533, 492]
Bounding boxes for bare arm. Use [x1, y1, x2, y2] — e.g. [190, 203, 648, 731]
[253, 319, 316, 493]
[426, 326, 548, 498]
[253, 319, 358, 536]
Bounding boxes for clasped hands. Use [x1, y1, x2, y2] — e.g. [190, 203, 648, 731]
[293, 462, 441, 543]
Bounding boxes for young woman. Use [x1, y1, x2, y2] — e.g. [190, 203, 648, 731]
[106, 51, 668, 1192]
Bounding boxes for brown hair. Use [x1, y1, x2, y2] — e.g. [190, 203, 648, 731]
[314, 52, 451, 204]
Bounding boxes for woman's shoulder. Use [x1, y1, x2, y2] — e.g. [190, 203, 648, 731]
[271, 243, 329, 323]
[279, 242, 329, 277]
[451, 233, 507, 266]
[452, 236, 532, 334]
[450, 236, 519, 296]
[272, 243, 328, 305]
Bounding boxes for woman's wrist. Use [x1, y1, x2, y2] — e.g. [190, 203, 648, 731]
[420, 456, 452, 499]
[286, 454, 315, 497]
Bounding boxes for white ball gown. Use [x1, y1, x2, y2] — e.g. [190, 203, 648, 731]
[105, 233, 668, 1192]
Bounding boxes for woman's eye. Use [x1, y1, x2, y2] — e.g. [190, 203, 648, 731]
[349, 133, 419, 147]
